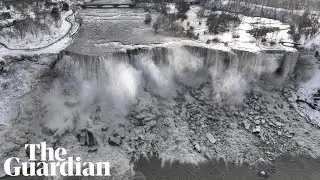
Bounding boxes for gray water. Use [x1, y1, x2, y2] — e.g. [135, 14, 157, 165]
[2, 155, 320, 180]
[133, 155, 320, 180]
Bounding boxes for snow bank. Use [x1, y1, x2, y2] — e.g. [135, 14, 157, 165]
[181, 6, 293, 52]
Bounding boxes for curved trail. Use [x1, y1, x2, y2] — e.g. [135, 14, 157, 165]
[0, 9, 80, 52]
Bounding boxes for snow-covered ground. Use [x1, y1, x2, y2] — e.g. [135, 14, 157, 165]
[181, 6, 294, 52]
[0, 10, 74, 50]
[0, 9, 25, 26]
[0, 10, 79, 56]
[213, 0, 308, 13]
[305, 32, 320, 51]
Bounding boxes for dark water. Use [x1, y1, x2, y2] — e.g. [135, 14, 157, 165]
[2, 155, 320, 180]
[134, 155, 320, 180]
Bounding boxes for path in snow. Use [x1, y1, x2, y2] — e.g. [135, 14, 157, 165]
[0, 8, 80, 56]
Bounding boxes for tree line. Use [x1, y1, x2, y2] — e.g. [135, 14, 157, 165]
[0, 0, 70, 41]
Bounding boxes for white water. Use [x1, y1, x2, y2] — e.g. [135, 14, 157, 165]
[41, 46, 286, 136]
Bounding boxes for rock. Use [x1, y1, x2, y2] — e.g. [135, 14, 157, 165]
[148, 120, 157, 130]
[0, 57, 7, 73]
[266, 151, 273, 156]
[0, 57, 5, 64]
[0, 124, 6, 131]
[288, 97, 294, 102]
[258, 171, 268, 178]
[291, 92, 298, 102]
[269, 122, 275, 127]
[198, 94, 205, 101]
[254, 105, 261, 111]
[101, 126, 109, 132]
[76, 129, 98, 147]
[204, 152, 213, 159]
[287, 129, 295, 137]
[205, 132, 217, 144]
[286, 133, 294, 138]
[207, 115, 218, 121]
[64, 101, 79, 107]
[1, 82, 9, 90]
[272, 94, 279, 99]
[193, 143, 201, 153]
[144, 113, 156, 122]
[134, 114, 146, 120]
[253, 126, 261, 134]
[230, 122, 238, 129]
[113, 127, 125, 138]
[287, 84, 295, 90]
[277, 131, 282, 136]
[190, 124, 196, 130]
[261, 119, 266, 124]
[239, 112, 245, 117]
[254, 120, 261, 125]
[282, 87, 289, 93]
[243, 120, 250, 130]
[2, 66, 9, 73]
[151, 108, 161, 116]
[258, 157, 265, 162]
[108, 136, 122, 146]
[275, 122, 284, 127]
[88, 148, 98, 153]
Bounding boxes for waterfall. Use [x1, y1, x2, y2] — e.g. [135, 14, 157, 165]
[41, 45, 298, 135]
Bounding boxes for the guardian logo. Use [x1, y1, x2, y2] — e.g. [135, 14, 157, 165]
[4, 142, 111, 177]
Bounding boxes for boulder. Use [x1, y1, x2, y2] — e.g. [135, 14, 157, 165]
[254, 105, 261, 111]
[108, 136, 122, 146]
[0, 57, 7, 73]
[205, 132, 217, 144]
[113, 127, 125, 139]
[76, 129, 98, 147]
[243, 120, 251, 130]
[194, 143, 201, 152]
[291, 92, 298, 102]
[272, 94, 279, 99]
[253, 126, 261, 134]
[198, 94, 206, 101]
[101, 126, 109, 132]
[134, 114, 146, 120]
[0, 57, 5, 66]
[258, 171, 269, 178]
[275, 121, 284, 127]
